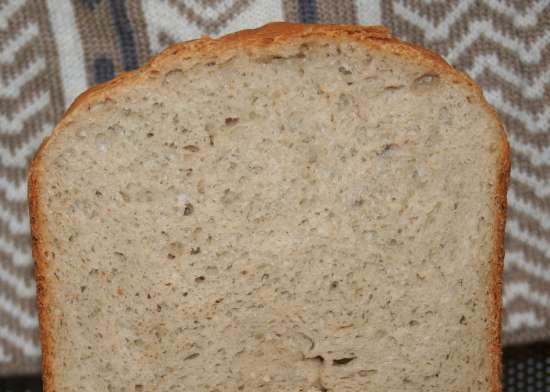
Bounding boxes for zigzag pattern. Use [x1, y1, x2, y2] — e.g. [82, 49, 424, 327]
[142, 0, 283, 53]
[0, 325, 40, 358]
[0, 263, 35, 298]
[143, 0, 252, 52]
[0, 0, 52, 371]
[468, 54, 549, 98]
[384, 0, 550, 344]
[506, 251, 550, 282]
[503, 310, 545, 333]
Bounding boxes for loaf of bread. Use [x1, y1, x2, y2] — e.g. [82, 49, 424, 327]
[29, 23, 509, 392]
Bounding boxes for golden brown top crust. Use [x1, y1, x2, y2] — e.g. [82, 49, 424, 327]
[28, 22, 509, 392]
[221, 22, 392, 41]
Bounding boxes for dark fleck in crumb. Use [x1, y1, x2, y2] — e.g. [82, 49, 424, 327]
[225, 117, 239, 126]
[184, 203, 194, 216]
[353, 198, 364, 207]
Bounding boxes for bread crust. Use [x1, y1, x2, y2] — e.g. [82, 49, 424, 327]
[28, 22, 509, 392]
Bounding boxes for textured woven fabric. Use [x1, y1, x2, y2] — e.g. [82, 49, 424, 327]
[0, 0, 548, 375]
[504, 342, 550, 392]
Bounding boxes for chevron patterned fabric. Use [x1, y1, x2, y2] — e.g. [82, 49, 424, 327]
[0, 0, 548, 375]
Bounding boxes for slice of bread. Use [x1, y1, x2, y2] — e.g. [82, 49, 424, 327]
[29, 23, 509, 392]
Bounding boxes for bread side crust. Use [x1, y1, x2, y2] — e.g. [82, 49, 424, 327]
[490, 113, 511, 392]
[28, 141, 55, 392]
[28, 22, 509, 392]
